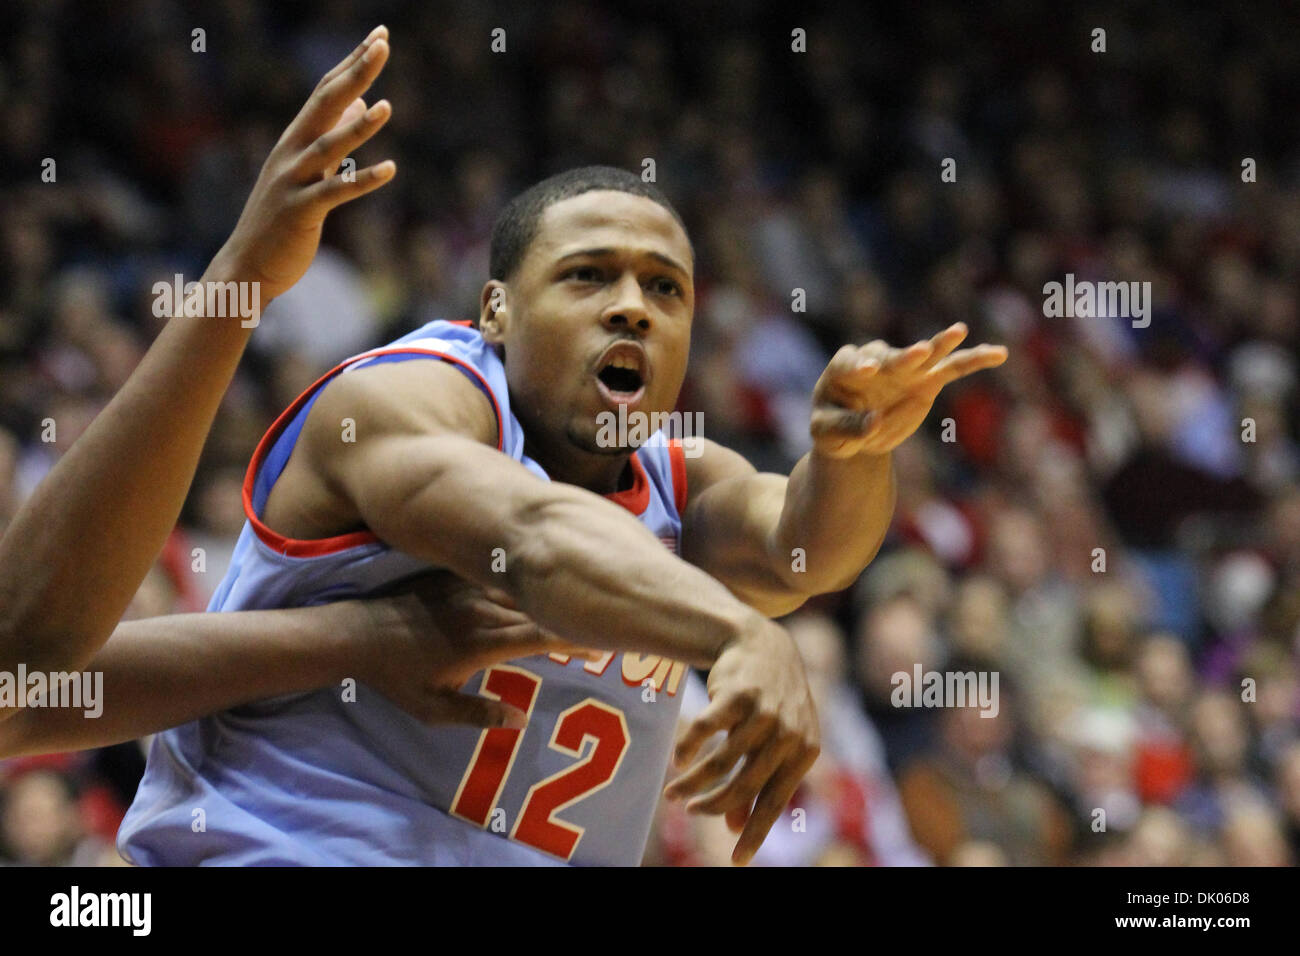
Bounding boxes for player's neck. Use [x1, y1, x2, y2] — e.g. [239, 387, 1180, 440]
[523, 433, 631, 496]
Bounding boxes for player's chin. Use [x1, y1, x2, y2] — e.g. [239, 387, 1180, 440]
[565, 419, 631, 457]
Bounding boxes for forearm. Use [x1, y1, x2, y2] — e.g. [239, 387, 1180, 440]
[0, 601, 362, 756]
[0, 22, 404, 678]
[508, 490, 770, 669]
[364, 441, 769, 671]
[0, 254, 256, 673]
[773, 448, 895, 592]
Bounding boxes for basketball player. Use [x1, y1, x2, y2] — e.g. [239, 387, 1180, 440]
[108, 26, 1006, 863]
[0, 28, 565, 731]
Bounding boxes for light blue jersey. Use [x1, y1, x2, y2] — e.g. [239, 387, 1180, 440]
[118, 320, 691, 866]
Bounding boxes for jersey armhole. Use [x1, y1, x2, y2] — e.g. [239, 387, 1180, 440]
[242, 347, 505, 557]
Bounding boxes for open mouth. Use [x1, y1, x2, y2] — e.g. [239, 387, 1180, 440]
[597, 364, 644, 394]
[593, 342, 650, 407]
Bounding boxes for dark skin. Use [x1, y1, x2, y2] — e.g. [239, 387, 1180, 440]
[0, 28, 397, 682]
[0, 12, 1006, 859]
[266, 188, 1005, 863]
[264, 191, 820, 864]
[0, 27, 602, 750]
[478, 192, 695, 494]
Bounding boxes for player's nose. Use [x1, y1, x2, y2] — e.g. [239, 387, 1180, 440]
[601, 272, 651, 334]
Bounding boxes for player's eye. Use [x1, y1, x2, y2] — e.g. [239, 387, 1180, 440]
[649, 277, 682, 297]
[565, 266, 603, 283]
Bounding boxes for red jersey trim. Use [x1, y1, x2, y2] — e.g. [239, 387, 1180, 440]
[667, 439, 688, 516]
[605, 452, 650, 516]
[242, 345, 505, 558]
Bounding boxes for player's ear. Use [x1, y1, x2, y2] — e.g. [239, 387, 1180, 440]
[479, 280, 509, 344]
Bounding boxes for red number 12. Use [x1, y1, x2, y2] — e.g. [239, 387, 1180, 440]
[450, 666, 630, 860]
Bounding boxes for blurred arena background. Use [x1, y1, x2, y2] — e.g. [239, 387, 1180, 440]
[1, 0, 1298, 866]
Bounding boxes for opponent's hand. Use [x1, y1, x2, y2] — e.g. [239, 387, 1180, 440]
[663, 620, 821, 865]
[354, 571, 599, 729]
[207, 25, 397, 303]
[810, 322, 1008, 459]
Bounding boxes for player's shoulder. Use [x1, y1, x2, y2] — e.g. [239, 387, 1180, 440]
[305, 323, 501, 450]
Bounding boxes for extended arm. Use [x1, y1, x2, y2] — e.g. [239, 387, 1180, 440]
[0, 604, 369, 757]
[682, 441, 895, 617]
[304, 361, 771, 669]
[681, 323, 1007, 614]
[0, 572, 591, 757]
[0, 26, 396, 683]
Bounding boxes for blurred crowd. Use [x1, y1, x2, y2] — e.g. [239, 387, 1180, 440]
[1, 0, 1297, 866]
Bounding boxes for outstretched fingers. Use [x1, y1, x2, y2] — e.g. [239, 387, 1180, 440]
[299, 159, 397, 214]
[318, 25, 388, 89]
[883, 338, 936, 375]
[285, 30, 391, 152]
[925, 343, 1009, 387]
[918, 322, 970, 371]
[295, 98, 393, 181]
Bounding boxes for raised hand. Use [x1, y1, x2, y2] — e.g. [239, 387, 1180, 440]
[810, 322, 1008, 459]
[209, 25, 397, 303]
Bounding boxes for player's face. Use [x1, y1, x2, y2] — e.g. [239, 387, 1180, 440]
[482, 190, 694, 461]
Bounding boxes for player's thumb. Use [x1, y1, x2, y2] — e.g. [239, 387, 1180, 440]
[425, 691, 528, 731]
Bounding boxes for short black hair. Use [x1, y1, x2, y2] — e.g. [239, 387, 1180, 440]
[488, 165, 690, 281]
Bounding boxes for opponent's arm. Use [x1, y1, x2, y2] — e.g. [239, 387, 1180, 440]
[0, 27, 396, 683]
[681, 323, 1008, 615]
[293, 360, 820, 863]
[0, 572, 592, 757]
